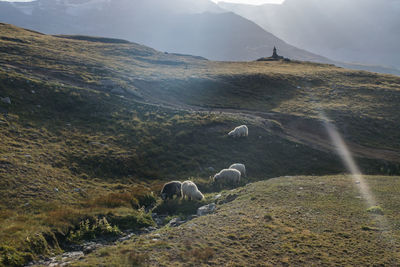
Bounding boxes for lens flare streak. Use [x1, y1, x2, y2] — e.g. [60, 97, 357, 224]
[321, 113, 376, 207]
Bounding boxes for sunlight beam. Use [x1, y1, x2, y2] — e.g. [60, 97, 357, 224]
[320, 112, 376, 207]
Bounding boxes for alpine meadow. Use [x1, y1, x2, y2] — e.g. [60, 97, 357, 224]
[0, 10, 400, 267]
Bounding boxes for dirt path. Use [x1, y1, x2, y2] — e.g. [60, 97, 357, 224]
[16, 65, 399, 164]
[134, 89, 400, 163]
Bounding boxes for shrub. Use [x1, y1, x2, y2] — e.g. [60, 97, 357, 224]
[137, 192, 157, 208]
[67, 217, 121, 243]
[0, 246, 33, 267]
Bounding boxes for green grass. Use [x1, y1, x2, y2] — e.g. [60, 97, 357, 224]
[0, 23, 400, 265]
[76, 175, 400, 266]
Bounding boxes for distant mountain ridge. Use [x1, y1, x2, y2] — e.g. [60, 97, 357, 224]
[0, 0, 331, 63]
[1, 0, 398, 75]
[218, 0, 400, 71]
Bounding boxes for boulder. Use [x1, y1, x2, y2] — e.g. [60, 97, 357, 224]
[1, 97, 11, 104]
[168, 217, 186, 227]
[214, 194, 222, 200]
[197, 203, 216, 216]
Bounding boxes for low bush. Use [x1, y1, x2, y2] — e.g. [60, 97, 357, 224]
[0, 246, 33, 267]
[67, 217, 121, 243]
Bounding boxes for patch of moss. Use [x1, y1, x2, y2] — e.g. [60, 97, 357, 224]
[107, 211, 154, 231]
[367, 206, 384, 215]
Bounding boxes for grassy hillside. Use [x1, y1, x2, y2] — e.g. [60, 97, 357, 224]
[0, 23, 399, 265]
[70, 175, 400, 266]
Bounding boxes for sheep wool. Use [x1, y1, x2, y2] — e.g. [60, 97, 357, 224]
[181, 181, 204, 201]
[229, 163, 246, 177]
[228, 125, 248, 138]
[213, 169, 241, 186]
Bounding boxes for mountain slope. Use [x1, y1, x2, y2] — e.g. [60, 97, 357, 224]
[0, 0, 330, 63]
[0, 24, 400, 265]
[71, 175, 400, 266]
[218, 0, 400, 70]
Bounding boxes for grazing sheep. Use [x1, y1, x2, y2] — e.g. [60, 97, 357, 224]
[161, 181, 182, 200]
[213, 169, 241, 186]
[181, 181, 204, 201]
[229, 163, 246, 177]
[228, 125, 248, 138]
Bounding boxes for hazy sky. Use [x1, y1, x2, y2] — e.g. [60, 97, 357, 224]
[2, 0, 285, 3]
[211, 0, 284, 4]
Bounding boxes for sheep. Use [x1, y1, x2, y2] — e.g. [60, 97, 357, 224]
[229, 163, 246, 178]
[161, 181, 182, 200]
[181, 181, 204, 201]
[228, 125, 248, 138]
[213, 169, 241, 187]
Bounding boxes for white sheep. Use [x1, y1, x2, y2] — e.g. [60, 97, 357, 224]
[181, 181, 204, 201]
[228, 125, 248, 138]
[229, 163, 246, 177]
[213, 169, 241, 186]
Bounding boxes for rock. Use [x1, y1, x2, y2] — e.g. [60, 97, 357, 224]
[168, 217, 186, 227]
[118, 233, 135, 242]
[197, 203, 216, 216]
[83, 242, 103, 254]
[144, 226, 157, 232]
[214, 194, 222, 200]
[154, 217, 163, 226]
[1, 97, 11, 104]
[168, 217, 180, 225]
